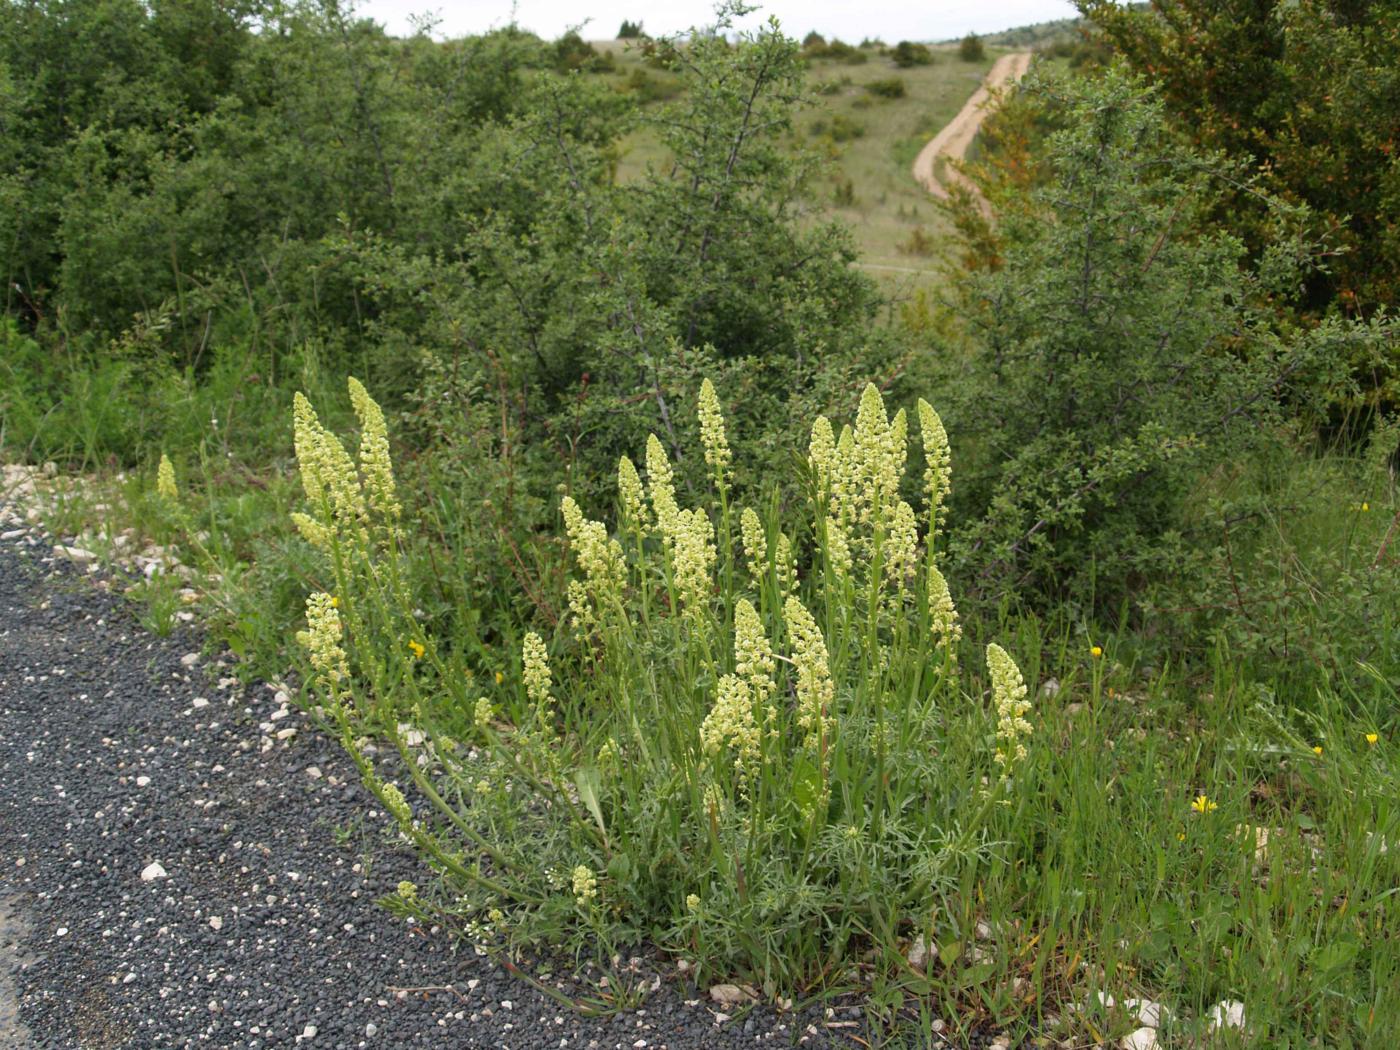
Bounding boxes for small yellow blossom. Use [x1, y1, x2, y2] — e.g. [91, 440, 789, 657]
[1090, 645, 1103, 658]
[397, 880, 418, 902]
[1312, 745, 1323, 756]
[1366, 732, 1379, 746]
[571, 865, 598, 905]
[1191, 794, 1218, 814]
[495, 671, 504, 685]
[330, 596, 340, 608]
[686, 893, 701, 914]
[473, 698, 494, 729]
[407, 639, 425, 659]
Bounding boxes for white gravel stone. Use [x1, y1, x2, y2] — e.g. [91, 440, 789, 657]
[180, 652, 200, 668]
[302, 1023, 318, 1039]
[1124, 997, 1167, 1027]
[140, 861, 168, 881]
[1208, 1000, 1246, 1031]
[209, 916, 223, 930]
[53, 545, 97, 564]
[191, 697, 209, 709]
[1121, 1027, 1160, 1050]
[135, 775, 151, 787]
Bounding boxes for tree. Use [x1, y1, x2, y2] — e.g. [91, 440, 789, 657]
[959, 32, 985, 61]
[617, 19, 643, 39]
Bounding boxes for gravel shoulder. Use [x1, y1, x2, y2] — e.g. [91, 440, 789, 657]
[0, 494, 838, 1049]
[911, 52, 1033, 200]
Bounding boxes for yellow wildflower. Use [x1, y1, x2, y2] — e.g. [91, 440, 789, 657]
[686, 893, 701, 914]
[407, 639, 425, 659]
[1191, 794, 1218, 814]
[561, 495, 626, 595]
[296, 591, 349, 700]
[522, 632, 552, 710]
[917, 399, 951, 542]
[699, 673, 761, 778]
[473, 698, 494, 729]
[292, 391, 366, 531]
[927, 564, 962, 660]
[1312, 745, 1323, 756]
[988, 643, 1032, 774]
[697, 378, 732, 478]
[156, 454, 178, 503]
[347, 376, 400, 521]
[775, 532, 797, 594]
[672, 508, 716, 616]
[571, 864, 598, 905]
[1090, 645, 1103, 658]
[380, 782, 411, 823]
[1366, 732, 1379, 746]
[883, 499, 920, 592]
[645, 434, 680, 545]
[494, 671, 504, 685]
[740, 508, 767, 582]
[808, 415, 836, 491]
[733, 599, 777, 707]
[617, 455, 649, 530]
[785, 596, 834, 750]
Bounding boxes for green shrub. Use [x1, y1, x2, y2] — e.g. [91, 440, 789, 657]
[939, 67, 1345, 612]
[891, 40, 933, 67]
[959, 33, 986, 62]
[866, 76, 907, 99]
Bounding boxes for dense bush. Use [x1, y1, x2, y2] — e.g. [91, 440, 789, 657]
[891, 40, 933, 67]
[865, 76, 906, 99]
[937, 68, 1357, 612]
[1080, 0, 1400, 406]
[959, 33, 985, 61]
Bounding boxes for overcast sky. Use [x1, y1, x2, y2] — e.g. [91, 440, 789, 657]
[349, 0, 1082, 44]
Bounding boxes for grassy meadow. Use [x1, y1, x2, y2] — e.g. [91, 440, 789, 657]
[3, 3, 1399, 1047]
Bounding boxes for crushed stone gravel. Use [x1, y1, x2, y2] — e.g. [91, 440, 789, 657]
[0, 512, 858, 1049]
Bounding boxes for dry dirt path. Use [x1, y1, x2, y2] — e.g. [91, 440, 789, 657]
[912, 52, 1033, 200]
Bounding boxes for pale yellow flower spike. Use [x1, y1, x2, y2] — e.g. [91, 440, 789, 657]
[884, 499, 920, 592]
[522, 632, 553, 712]
[927, 564, 962, 662]
[697, 378, 732, 478]
[561, 496, 626, 595]
[156, 454, 178, 503]
[296, 592, 350, 702]
[733, 599, 777, 708]
[785, 595, 834, 751]
[672, 508, 716, 616]
[917, 399, 951, 544]
[699, 673, 761, 779]
[292, 392, 366, 532]
[987, 643, 1032, 776]
[617, 455, 649, 530]
[775, 533, 797, 594]
[571, 865, 598, 905]
[739, 508, 767, 583]
[347, 377, 401, 521]
[645, 434, 680, 546]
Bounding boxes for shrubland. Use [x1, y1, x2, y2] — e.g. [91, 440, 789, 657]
[3, 0, 1400, 1044]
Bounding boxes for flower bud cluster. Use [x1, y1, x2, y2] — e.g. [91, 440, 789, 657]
[917, 399, 951, 544]
[296, 591, 350, 701]
[784, 596, 833, 751]
[348, 376, 400, 521]
[988, 643, 1032, 774]
[156, 454, 178, 503]
[740, 507, 767, 583]
[522, 631, 553, 714]
[698, 378, 732, 479]
[617, 455, 649, 531]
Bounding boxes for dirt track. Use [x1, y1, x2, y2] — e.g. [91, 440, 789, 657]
[912, 52, 1033, 200]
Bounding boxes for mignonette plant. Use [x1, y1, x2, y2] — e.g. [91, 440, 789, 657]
[291, 376, 1036, 993]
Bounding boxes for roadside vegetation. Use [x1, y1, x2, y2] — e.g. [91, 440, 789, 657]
[2, 0, 1397, 1046]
